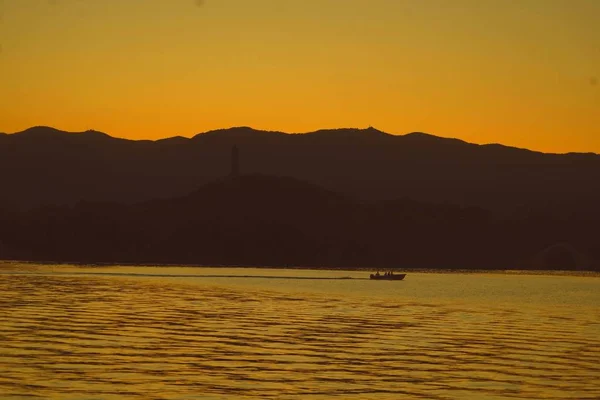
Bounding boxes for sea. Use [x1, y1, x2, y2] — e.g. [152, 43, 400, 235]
[1, 262, 598, 399]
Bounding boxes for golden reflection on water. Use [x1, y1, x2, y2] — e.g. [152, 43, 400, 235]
[0, 264, 599, 399]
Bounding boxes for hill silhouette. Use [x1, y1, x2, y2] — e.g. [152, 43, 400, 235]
[1, 126, 599, 220]
[0, 173, 597, 270]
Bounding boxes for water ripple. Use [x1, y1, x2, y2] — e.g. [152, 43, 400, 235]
[0, 271, 599, 399]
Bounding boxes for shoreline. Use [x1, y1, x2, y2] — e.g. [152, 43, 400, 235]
[2, 260, 599, 277]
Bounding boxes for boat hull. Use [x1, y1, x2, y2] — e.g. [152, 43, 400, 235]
[370, 274, 406, 281]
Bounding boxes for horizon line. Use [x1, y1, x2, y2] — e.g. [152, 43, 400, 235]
[1, 125, 598, 156]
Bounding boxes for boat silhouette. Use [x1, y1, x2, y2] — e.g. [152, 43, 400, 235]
[370, 272, 406, 281]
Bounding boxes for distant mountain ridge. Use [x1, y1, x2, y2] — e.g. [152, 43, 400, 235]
[1, 126, 599, 215]
[6, 125, 599, 156]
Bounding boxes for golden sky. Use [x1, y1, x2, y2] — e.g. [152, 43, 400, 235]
[0, 0, 599, 153]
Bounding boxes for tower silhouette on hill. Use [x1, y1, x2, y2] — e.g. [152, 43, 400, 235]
[231, 145, 240, 177]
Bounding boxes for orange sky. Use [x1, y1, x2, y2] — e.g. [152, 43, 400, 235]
[0, 0, 599, 153]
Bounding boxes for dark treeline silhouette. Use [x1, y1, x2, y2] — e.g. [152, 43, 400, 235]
[0, 174, 598, 270]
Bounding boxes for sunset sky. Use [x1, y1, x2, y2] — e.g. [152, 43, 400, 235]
[0, 0, 598, 153]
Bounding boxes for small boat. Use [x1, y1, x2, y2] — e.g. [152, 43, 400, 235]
[370, 273, 406, 281]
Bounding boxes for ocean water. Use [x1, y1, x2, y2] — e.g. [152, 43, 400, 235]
[0, 263, 598, 399]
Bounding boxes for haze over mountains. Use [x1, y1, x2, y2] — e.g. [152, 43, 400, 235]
[1, 126, 599, 217]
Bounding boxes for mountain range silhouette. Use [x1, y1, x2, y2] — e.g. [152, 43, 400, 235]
[1, 126, 599, 216]
[0, 126, 598, 270]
